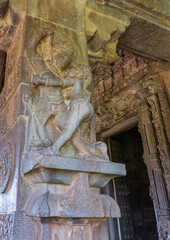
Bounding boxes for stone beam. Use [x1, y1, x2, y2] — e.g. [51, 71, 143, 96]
[104, 0, 170, 30]
[85, 0, 130, 63]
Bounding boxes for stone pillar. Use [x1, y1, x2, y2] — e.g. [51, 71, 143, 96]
[0, 0, 127, 239]
[137, 96, 169, 240]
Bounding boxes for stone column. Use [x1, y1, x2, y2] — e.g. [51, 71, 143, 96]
[137, 96, 169, 240]
[0, 0, 127, 239]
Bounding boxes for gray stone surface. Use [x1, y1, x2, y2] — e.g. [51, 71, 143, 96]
[23, 154, 126, 187]
[119, 18, 170, 61]
[23, 154, 126, 176]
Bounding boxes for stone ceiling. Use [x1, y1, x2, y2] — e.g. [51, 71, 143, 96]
[118, 18, 170, 61]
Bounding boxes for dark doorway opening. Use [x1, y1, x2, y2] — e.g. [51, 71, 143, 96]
[108, 126, 158, 240]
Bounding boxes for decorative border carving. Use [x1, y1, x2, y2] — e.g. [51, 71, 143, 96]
[155, 79, 170, 145]
[137, 101, 169, 240]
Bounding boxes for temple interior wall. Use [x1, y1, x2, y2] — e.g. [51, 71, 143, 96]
[0, 0, 169, 239]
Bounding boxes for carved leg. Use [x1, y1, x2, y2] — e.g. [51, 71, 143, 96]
[71, 131, 105, 161]
[40, 101, 92, 155]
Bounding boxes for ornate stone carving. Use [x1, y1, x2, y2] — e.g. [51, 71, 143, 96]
[0, 142, 12, 193]
[92, 49, 152, 107]
[0, 214, 14, 240]
[137, 98, 169, 240]
[22, 28, 126, 236]
[148, 94, 170, 199]
[93, 51, 170, 239]
[155, 78, 170, 145]
[92, 49, 156, 132]
[25, 28, 109, 161]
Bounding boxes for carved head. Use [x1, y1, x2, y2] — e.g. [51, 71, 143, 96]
[51, 40, 74, 72]
[51, 49, 71, 72]
[64, 65, 92, 89]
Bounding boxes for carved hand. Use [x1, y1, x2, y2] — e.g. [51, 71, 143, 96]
[63, 77, 82, 87]
[31, 75, 46, 86]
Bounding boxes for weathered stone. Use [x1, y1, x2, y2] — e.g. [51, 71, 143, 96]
[0, 0, 169, 239]
[85, 0, 130, 63]
[0, 116, 26, 213]
[118, 18, 170, 61]
[93, 51, 170, 238]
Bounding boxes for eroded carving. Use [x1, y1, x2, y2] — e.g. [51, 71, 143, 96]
[26, 173, 120, 219]
[0, 84, 25, 139]
[0, 142, 12, 193]
[0, 214, 14, 240]
[0, 1, 22, 52]
[25, 28, 109, 161]
[0, 5, 24, 113]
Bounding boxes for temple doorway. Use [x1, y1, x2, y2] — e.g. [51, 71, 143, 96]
[106, 126, 158, 240]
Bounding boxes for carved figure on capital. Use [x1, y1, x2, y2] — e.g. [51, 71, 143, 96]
[25, 28, 108, 161]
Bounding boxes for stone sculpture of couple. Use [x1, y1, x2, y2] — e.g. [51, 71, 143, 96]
[26, 28, 109, 161]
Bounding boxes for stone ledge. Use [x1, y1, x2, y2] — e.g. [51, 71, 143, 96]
[23, 155, 126, 188]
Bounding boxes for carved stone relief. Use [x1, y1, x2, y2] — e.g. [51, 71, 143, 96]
[21, 28, 126, 235]
[0, 84, 27, 139]
[0, 1, 169, 240]
[93, 50, 170, 239]
[0, 1, 22, 51]
[137, 100, 169, 240]
[92, 49, 152, 105]
[92, 49, 156, 133]
[155, 79, 170, 145]
[148, 94, 170, 199]
[25, 28, 110, 161]
[0, 214, 14, 240]
[0, 142, 13, 193]
[0, 1, 24, 112]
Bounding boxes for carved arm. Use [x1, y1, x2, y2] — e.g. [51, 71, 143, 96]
[26, 28, 52, 77]
[31, 74, 82, 90]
